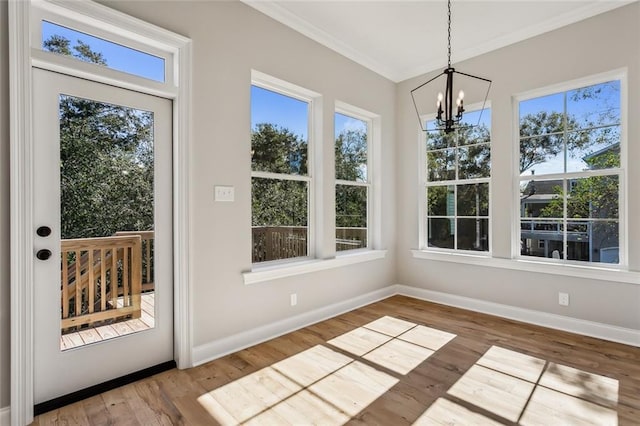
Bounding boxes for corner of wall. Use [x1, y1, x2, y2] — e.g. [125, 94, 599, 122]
[0, 406, 10, 426]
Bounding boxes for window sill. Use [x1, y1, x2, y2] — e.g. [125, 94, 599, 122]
[411, 249, 640, 285]
[244, 249, 387, 285]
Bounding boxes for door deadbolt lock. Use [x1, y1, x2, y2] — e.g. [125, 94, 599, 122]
[37, 226, 52, 237]
[36, 249, 52, 261]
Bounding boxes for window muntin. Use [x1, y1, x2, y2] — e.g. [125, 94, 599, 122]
[335, 112, 369, 252]
[518, 80, 622, 264]
[251, 85, 311, 263]
[42, 21, 165, 82]
[424, 108, 491, 252]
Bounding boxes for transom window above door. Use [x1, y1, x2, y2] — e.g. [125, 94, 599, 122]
[41, 21, 165, 82]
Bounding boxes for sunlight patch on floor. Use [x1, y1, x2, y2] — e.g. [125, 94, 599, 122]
[197, 344, 397, 425]
[327, 326, 393, 356]
[363, 315, 416, 337]
[441, 345, 619, 426]
[477, 345, 546, 382]
[398, 324, 456, 351]
[448, 363, 535, 422]
[199, 317, 461, 425]
[272, 344, 352, 387]
[309, 361, 399, 416]
[413, 397, 503, 425]
[328, 316, 457, 375]
[364, 338, 435, 375]
[520, 362, 619, 425]
[520, 386, 617, 425]
[538, 362, 619, 408]
[245, 390, 349, 426]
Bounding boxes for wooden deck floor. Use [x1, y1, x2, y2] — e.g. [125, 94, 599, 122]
[60, 292, 155, 350]
[35, 295, 640, 425]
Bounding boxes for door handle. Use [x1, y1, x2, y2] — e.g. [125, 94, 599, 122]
[37, 226, 52, 237]
[36, 249, 52, 261]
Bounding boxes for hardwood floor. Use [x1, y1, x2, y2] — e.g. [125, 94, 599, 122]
[33, 295, 640, 425]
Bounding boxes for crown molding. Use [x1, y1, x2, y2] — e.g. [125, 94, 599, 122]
[242, 0, 635, 83]
[399, 0, 635, 82]
[241, 0, 399, 81]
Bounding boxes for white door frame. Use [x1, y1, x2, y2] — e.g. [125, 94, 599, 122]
[8, 1, 193, 424]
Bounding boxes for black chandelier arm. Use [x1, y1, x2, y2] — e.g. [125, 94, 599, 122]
[453, 69, 493, 84]
[409, 70, 447, 94]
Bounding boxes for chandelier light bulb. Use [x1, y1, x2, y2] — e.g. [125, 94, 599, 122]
[458, 90, 464, 100]
[437, 92, 444, 101]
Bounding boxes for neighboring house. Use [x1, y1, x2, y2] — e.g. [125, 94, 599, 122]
[520, 179, 567, 258]
[520, 143, 620, 263]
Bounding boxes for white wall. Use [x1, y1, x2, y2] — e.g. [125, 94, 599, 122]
[396, 3, 640, 331]
[98, 0, 397, 350]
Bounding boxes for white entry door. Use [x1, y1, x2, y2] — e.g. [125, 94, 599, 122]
[32, 68, 174, 404]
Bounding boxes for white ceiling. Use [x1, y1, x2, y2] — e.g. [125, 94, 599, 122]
[243, 0, 634, 82]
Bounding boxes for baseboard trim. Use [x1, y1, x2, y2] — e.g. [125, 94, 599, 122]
[395, 284, 640, 347]
[192, 286, 396, 366]
[193, 283, 639, 367]
[0, 406, 10, 426]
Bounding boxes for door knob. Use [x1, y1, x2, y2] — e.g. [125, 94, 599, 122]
[37, 226, 52, 237]
[36, 249, 52, 261]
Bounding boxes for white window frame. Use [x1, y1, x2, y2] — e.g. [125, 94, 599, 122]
[244, 82, 387, 284]
[512, 69, 627, 268]
[9, 0, 192, 423]
[418, 102, 492, 255]
[29, 0, 181, 98]
[334, 102, 381, 253]
[250, 71, 321, 267]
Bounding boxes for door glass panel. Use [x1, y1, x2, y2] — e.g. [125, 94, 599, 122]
[59, 94, 156, 350]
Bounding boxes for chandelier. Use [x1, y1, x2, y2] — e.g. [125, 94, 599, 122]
[411, 0, 491, 133]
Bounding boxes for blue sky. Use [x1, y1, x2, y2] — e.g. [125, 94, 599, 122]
[42, 21, 165, 82]
[251, 85, 367, 141]
[251, 85, 309, 140]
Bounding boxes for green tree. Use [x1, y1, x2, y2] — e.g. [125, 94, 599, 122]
[426, 123, 490, 216]
[45, 35, 155, 239]
[335, 128, 367, 229]
[251, 123, 308, 227]
[252, 123, 307, 175]
[335, 129, 367, 181]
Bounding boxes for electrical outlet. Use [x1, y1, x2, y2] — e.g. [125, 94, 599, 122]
[214, 185, 234, 202]
[290, 293, 297, 306]
[558, 292, 569, 306]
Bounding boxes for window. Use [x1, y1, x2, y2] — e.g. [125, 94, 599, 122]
[41, 21, 165, 82]
[423, 108, 491, 252]
[335, 111, 370, 252]
[518, 78, 622, 265]
[251, 83, 312, 264]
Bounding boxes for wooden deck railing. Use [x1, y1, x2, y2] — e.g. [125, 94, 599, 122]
[252, 226, 308, 263]
[115, 231, 154, 292]
[336, 227, 367, 252]
[252, 226, 367, 262]
[61, 235, 143, 331]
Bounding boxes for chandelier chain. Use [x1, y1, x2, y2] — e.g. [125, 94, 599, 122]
[447, 0, 452, 67]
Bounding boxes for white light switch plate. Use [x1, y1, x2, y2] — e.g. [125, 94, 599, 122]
[214, 185, 234, 202]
